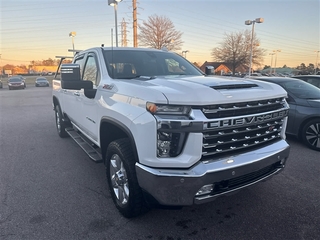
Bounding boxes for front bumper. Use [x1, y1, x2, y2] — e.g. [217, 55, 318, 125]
[136, 139, 290, 206]
[9, 85, 24, 89]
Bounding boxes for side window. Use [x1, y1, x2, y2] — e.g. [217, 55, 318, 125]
[83, 55, 99, 86]
[74, 56, 85, 78]
[305, 78, 320, 88]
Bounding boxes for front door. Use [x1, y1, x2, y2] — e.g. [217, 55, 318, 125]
[77, 53, 100, 144]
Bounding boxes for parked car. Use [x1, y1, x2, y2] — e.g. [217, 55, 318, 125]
[8, 76, 26, 90]
[11, 75, 26, 88]
[251, 77, 320, 151]
[35, 77, 49, 87]
[0, 79, 3, 88]
[292, 75, 320, 88]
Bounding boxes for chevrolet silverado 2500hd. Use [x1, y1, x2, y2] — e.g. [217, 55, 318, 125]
[52, 47, 290, 218]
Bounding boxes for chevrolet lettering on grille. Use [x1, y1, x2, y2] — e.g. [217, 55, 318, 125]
[205, 110, 288, 129]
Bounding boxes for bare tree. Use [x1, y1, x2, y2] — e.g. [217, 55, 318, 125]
[211, 30, 265, 75]
[139, 15, 183, 51]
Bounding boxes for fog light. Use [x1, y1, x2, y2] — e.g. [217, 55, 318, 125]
[196, 184, 214, 196]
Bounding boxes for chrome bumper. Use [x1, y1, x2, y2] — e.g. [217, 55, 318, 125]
[135, 140, 290, 206]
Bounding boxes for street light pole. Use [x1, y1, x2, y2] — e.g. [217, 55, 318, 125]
[108, 0, 122, 47]
[182, 50, 189, 59]
[269, 52, 275, 74]
[315, 50, 320, 74]
[245, 18, 264, 77]
[69, 32, 76, 55]
[273, 49, 281, 74]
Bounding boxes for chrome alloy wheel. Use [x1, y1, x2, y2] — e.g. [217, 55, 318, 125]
[109, 153, 129, 206]
[305, 122, 320, 149]
[55, 110, 61, 133]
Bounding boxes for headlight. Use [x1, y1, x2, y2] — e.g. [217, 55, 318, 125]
[146, 102, 191, 115]
[146, 102, 192, 158]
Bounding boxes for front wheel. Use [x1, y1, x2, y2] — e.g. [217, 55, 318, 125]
[106, 138, 148, 218]
[301, 119, 320, 151]
[54, 105, 69, 138]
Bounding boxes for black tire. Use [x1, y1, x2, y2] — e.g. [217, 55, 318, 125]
[106, 138, 148, 218]
[9, 87, 11, 90]
[301, 119, 320, 151]
[54, 105, 69, 138]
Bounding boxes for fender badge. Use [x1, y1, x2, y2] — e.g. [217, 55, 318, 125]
[103, 84, 114, 90]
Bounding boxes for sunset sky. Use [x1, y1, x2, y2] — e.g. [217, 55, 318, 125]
[1, 0, 319, 69]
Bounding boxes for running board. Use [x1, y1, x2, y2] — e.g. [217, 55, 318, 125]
[65, 128, 102, 163]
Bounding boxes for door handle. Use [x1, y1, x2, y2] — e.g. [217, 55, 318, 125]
[73, 91, 80, 96]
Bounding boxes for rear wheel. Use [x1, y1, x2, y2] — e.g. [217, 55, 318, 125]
[54, 105, 69, 138]
[106, 138, 148, 218]
[301, 119, 320, 151]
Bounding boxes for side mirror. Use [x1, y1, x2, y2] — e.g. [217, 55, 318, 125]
[61, 64, 81, 82]
[61, 64, 93, 90]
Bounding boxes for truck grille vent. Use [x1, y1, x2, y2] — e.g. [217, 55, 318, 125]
[202, 119, 284, 159]
[197, 97, 285, 119]
[198, 97, 288, 159]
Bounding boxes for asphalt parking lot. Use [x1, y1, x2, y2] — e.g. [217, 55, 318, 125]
[0, 85, 319, 240]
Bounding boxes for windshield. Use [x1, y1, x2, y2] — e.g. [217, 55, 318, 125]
[9, 78, 22, 82]
[102, 49, 203, 79]
[279, 80, 320, 99]
[36, 78, 47, 82]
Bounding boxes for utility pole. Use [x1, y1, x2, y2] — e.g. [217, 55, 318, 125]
[121, 18, 128, 47]
[133, 0, 138, 47]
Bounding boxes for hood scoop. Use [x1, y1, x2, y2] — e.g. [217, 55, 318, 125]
[211, 83, 258, 90]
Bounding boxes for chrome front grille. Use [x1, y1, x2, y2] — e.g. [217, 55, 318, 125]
[199, 98, 288, 160]
[198, 97, 285, 119]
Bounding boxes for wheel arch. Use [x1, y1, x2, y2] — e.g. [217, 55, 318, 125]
[52, 96, 71, 124]
[52, 95, 60, 108]
[100, 117, 139, 166]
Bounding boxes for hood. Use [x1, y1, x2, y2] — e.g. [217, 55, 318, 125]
[122, 75, 288, 105]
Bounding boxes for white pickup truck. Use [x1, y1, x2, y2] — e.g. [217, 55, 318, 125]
[52, 47, 290, 218]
